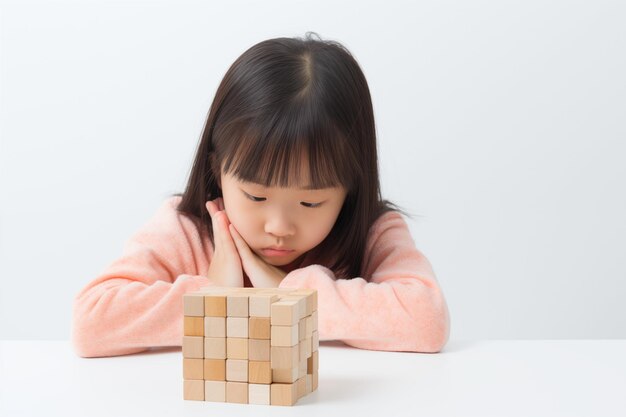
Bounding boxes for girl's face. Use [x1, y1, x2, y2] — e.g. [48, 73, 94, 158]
[218, 159, 348, 267]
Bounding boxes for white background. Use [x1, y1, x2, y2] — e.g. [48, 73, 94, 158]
[1, 0, 624, 341]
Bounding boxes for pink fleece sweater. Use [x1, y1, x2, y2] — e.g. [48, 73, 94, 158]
[71, 196, 450, 357]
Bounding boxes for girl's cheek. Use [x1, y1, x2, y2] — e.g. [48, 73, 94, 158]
[229, 215, 254, 242]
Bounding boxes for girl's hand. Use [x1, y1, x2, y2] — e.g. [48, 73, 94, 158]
[228, 223, 288, 288]
[205, 197, 244, 287]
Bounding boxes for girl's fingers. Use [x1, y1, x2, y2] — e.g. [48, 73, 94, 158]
[228, 225, 242, 258]
[221, 215, 239, 252]
[207, 199, 238, 255]
[209, 200, 238, 254]
[206, 200, 215, 216]
[229, 225, 250, 257]
[206, 199, 224, 215]
[206, 200, 224, 246]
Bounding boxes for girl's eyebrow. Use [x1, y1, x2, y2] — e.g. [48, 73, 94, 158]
[241, 179, 329, 191]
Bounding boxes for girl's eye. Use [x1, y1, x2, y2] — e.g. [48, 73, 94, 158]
[244, 192, 322, 208]
[246, 194, 265, 202]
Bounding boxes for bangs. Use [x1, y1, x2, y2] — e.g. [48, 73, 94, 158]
[216, 105, 359, 191]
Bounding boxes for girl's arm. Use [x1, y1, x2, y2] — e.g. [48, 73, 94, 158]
[278, 211, 451, 353]
[71, 196, 213, 358]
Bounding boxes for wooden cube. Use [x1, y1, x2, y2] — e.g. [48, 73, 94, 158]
[288, 289, 317, 316]
[226, 337, 248, 360]
[226, 359, 248, 382]
[204, 317, 225, 338]
[270, 345, 299, 369]
[298, 318, 306, 342]
[226, 381, 248, 404]
[301, 338, 312, 362]
[271, 300, 299, 326]
[205, 380, 226, 402]
[249, 383, 270, 405]
[304, 315, 313, 338]
[312, 330, 319, 351]
[184, 316, 204, 337]
[249, 294, 279, 317]
[204, 337, 226, 359]
[249, 317, 270, 339]
[204, 294, 227, 317]
[204, 359, 225, 381]
[296, 376, 306, 399]
[183, 294, 204, 317]
[183, 358, 203, 380]
[272, 367, 299, 383]
[227, 294, 249, 317]
[299, 355, 307, 378]
[184, 379, 204, 401]
[248, 339, 270, 361]
[271, 324, 299, 347]
[271, 383, 297, 406]
[248, 360, 271, 384]
[182, 336, 203, 359]
[226, 317, 248, 338]
[276, 296, 307, 321]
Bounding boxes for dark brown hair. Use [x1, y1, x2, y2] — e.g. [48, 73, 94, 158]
[173, 32, 414, 280]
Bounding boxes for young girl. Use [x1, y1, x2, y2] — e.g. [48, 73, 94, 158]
[72, 32, 450, 358]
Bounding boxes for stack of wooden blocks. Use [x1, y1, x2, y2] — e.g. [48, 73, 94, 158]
[182, 286, 319, 406]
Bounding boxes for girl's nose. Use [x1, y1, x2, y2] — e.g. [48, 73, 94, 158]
[264, 212, 295, 238]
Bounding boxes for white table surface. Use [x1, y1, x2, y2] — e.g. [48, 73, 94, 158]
[1, 340, 624, 416]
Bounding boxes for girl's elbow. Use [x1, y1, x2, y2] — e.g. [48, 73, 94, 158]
[71, 301, 103, 358]
[423, 310, 451, 353]
[71, 292, 151, 358]
[71, 294, 120, 358]
[419, 325, 449, 353]
[411, 304, 451, 353]
[72, 334, 99, 358]
[71, 319, 100, 358]
[71, 315, 145, 358]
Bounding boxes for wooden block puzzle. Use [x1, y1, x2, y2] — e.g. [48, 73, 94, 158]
[182, 287, 318, 406]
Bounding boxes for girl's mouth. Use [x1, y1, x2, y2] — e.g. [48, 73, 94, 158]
[261, 248, 295, 257]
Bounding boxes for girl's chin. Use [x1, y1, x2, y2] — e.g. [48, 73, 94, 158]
[259, 251, 305, 267]
[261, 254, 296, 265]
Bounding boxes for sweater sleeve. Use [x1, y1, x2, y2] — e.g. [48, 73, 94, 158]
[277, 211, 451, 353]
[71, 196, 214, 358]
